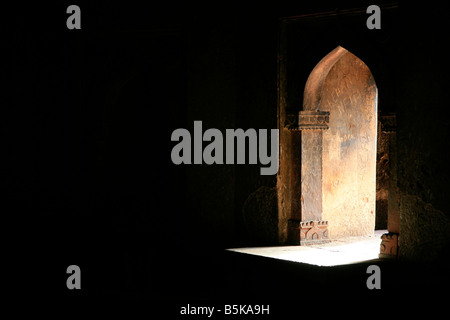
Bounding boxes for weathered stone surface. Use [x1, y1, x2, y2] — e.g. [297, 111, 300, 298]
[301, 130, 324, 222]
[319, 47, 378, 239]
[303, 46, 349, 111]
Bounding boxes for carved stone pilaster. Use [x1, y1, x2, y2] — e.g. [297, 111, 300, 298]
[285, 109, 331, 245]
[379, 232, 399, 259]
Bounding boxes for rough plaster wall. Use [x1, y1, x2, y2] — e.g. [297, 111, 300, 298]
[321, 51, 377, 239]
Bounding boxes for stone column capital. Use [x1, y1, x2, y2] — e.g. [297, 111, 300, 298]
[298, 110, 330, 130]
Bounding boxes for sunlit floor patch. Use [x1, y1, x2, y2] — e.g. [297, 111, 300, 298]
[227, 230, 386, 266]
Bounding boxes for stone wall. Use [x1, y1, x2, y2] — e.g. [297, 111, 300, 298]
[376, 121, 390, 230]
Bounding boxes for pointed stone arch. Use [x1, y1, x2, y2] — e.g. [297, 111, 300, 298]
[292, 46, 378, 243]
[320, 46, 377, 238]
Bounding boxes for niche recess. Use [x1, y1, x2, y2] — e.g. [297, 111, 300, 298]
[279, 46, 378, 244]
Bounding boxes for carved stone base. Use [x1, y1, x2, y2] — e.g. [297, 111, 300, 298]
[288, 219, 329, 245]
[379, 232, 399, 259]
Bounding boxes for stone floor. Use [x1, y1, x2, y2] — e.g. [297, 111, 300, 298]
[227, 229, 386, 266]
